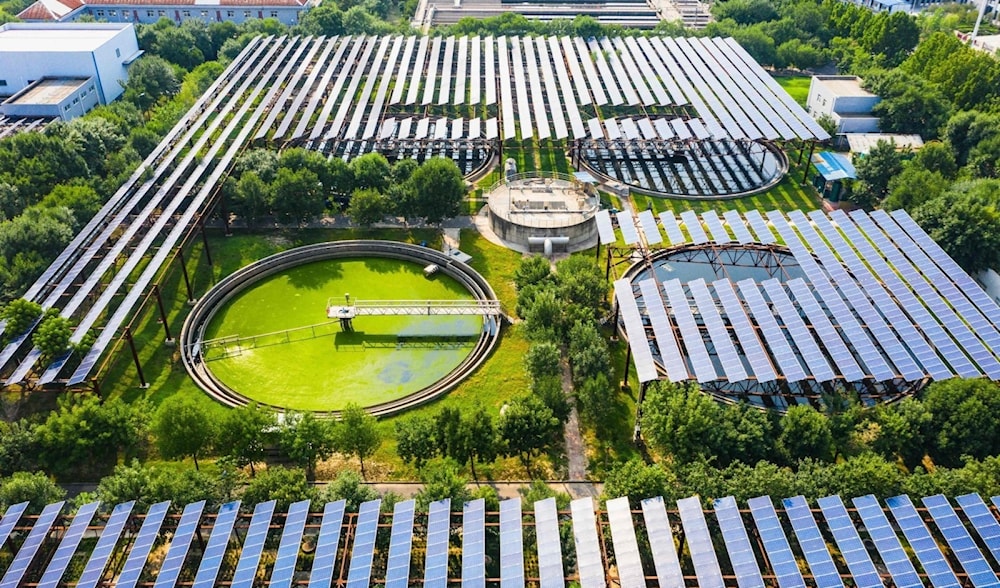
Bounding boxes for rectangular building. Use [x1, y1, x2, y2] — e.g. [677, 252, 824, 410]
[19, 0, 313, 25]
[806, 75, 881, 134]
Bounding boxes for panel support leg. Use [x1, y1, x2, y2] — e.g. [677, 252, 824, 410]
[178, 249, 196, 304]
[152, 284, 174, 345]
[125, 327, 148, 389]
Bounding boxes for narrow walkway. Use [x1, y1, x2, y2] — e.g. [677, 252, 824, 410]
[562, 360, 589, 482]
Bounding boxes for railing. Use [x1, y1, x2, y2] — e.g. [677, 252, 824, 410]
[486, 171, 581, 194]
[326, 299, 503, 318]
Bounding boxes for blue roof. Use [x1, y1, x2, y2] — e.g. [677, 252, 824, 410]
[813, 151, 857, 181]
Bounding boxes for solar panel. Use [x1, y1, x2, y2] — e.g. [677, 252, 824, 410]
[310, 501, 346, 588]
[679, 211, 708, 244]
[624, 37, 669, 105]
[922, 495, 997, 587]
[713, 496, 765, 588]
[255, 37, 317, 141]
[649, 38, 722, 136]
[595, 209, 616, 244]
[347, 500, 382, 588]
[853, 495, 923, 588]
[662, 38, 741, 139]
[362, 37, 402, 140]
[885, 495, 960, 588]
[291, 38, 342, 139]
[536, 38, 568, 140]
[499, 498, 525, 588]
[550, 37, 586, 138]
[663, 279, 717, 382]
[712, 279, 777, 383]
[785, 279, 865, 381]
[744, 210, 776, 243]
[0, 502, 27, 550]
[670, 118, 692, 141]
[468, 118, 480, 139]
[587, 117, 604, 140]
[415, 118, 430, 139]
[116, 501, 170, 588]
[588, 38, 624, 105]
[269, 500, 310, 588]
[497, 38, 516, 140]
[615, 279, 658, 383]
[534, 497, 565, 588]
[462, 499, 487, 588]
[328, 37, 379, 140]
[619, 118, 640, 140]
[406, 36, 428, 105]
[467, 36, 479, 105]
[485, 37, 497, 106]
[737, 279, 807, 381]
[747, 497, 805, 588]
[385, 500, 415, 588]
[722, 210, 754, 244]
[635, 36, 685, 105]
[397, 117, 412, 139]
[654, 118, 674, 140]
[422, 36, 442, 105]
[510, 38, 533, 140]
[761, 279, 836, 382]
[955, 494, 1000, 565]
[638, 118, 658, 140]
[605, 118, 622, 141]
[639, 279, 687, 382]
[229, 501, 275, 588]
[523, 38, 550, 140]
[641, 497, 684, 588]
[689, 278, 747, 381]
[424, 499, 452, 588]
[701, 211, 731, 243]
[76, 501, 136, 588]
[606, 498, 644, 588]
[659, 211, 686, 245]
[781, 496, 843, 588]
[609, 37, 648, 105]
[571, 498, 605, 588]
[677, 496, 725, 588]
[616, 211, 640, 245]
[274, 37, 330, 140]
[37, 501, 100, 588]
[486, 118, 499, 140]
[0, 501, 65, 588]
[390, 36, 416, 105]
[192, 501, 242, 588]
[815, 496, 882, 588]
[572, 37, 606, 105]
[434, 117, 449, 140]
[438, 36, 454, 105]
[685, 37, 773, 140]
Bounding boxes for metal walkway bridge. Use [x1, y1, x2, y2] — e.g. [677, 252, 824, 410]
[327, 299, 503, 319]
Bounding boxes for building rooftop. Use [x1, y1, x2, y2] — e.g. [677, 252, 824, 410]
[0, 23, 131, 53]
[814, 75, 877, 98]
[4, 77, 90, 105]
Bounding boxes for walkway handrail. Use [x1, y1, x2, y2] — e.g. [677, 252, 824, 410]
[487, 171, 580, 194]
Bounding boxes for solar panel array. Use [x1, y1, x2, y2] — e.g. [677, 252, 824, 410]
[610, 207, 1000, 391]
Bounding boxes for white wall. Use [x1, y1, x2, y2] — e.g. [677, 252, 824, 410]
[978, 269, 1000, 307]
[833, 113, 881, 133]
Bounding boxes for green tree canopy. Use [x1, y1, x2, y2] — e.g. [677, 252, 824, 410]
[498, 395, 560, 472]
[850, 139, 904, 208]
[924, 378, 1000, 467]
[349, 152, 391, 192]
[395, 415, 438, 469]
[347, 188, 388, 227]
[778, 405, 833, 463]
[409, 157, 465, 223]
[602, 458, 670, 507]
[321, 469, 379, 512]
[241, 466, 318, 510]
[0, 298, 42, 343]
[152, 396, 217, 469]
[280, 411, 336, 480]
[333, 403, 382, 479]
[270, 167, 325, 225]
[0, 471, 65, 514]
[219, 403, 277, 476]
[911, 179, 1000, 273]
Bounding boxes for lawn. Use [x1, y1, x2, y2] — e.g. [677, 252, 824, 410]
[630, 173, 821, 216]
[774, 74, 812, 107]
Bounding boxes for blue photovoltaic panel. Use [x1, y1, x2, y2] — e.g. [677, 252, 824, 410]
[761, 279, 836, 382]
[384, 500, 415, 588]
[571, 498, 606, 588]
[269, 500, 310, 588]
[192, 501, 242, 588]
[534, 497, 565, 588]
[885, 495, 960, 588]
[680, 211, 708, 244]
[638, 279, 688, 382]
[617, 211, 640, 245]
[499, 498, 524, 588]
[677, 496, 725, 588]
[781, 496, 843, 588]
[347, 500, 382, 588]
[786, 279, 865, 381]
[117, 501, 170, 588]
[659, 211, 686, 245]
[0, 501, 64, 588]
[723, 210, 754, 244]
[744, 210, 776, 243]
[0, 502, 28, 550]
[76, 501, 136, 588]
[606, 497, 644, 588]
[424, 499, 451, 588]
[615, 279, 658, 383]
[713, 496, 765, 588]
[641, 497, 684, 588]
[747, 496, 805, 588]
[815, 496, 882, 588]
[663, 279, 717, 383]
[922, 494, 997, 587]
[956, 494, 1000, 564]
[38, 501, 100, 588]
[309, 500, 347, 588]
[638, 210, 662, 245]
[713, 279, 777, 383]
[702, 210, 731, 243]
[852, 495, 922, 588]
[689, 278, 748, 382]
[230, 501, 276, 588]
[595, 210, 615, 244]
[462, 499, 486, 588]
[738, 279, 808, 381]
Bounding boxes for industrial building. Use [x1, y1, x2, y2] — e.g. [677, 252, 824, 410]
[806, 75, 881, 134]
[17, 0, 315, 24]
[0, 23, 140, 120]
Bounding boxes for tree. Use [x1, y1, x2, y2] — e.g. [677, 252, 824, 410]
[333, 403, 382, 479]
[498, 395, 560, 472]
[883, 168, 948, 212]
[219, 403, 276, 476]
[0, 471, 65, 513]
[0, 298, 42, 342]
[38, 184, 102, 229]
[732, 25, 777, 66]
[521, 286, 563, 342]
[872, 398, 932, 469]
[349, 152, 391, 192]
[232, 173, 271, 228]
[122, 55, 180, 109]
[347, 188, 387, 227]
[395, 415, 438, 469]
[576, 373, 613, 437]
[270, 167, 325, 225]
[776, 39, 826, 70]
[519, 479, 571, 510]
[713, 0, 778, 25]
[234, 148, 280, 183]
[716, 403, 777, 467]
[850, 139, 904, 208]
[870, 84, 951, 138]
[924, 378, 1000, 467]
[280, 411, 337, 480]
[911, 141, 957, 179]
[241, 466, 318, 510]
[321, 470, 379, 512]
[778, 405, 833, 463]
[415, 458, 472, 510]
[455, 408, 498, 480]
[911, 180, 1000, 273]
[32, 313, 72, 362]
[524, 342, 561, 382]
[0, 419, 36, 476]
[555, 255, 606, 319]
[568, 321, 611, 385]
[152, 396, 217, 470]
[409, 157, 465, 223]
[327, 154, 355, 196]
[861, 11, 919, 66]
[514, 255, 552, 291]
[640, 381, 723, 463]
[602, 459, 669, 507]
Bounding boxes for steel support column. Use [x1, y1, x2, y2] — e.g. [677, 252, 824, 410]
[124, 327, 147, 388]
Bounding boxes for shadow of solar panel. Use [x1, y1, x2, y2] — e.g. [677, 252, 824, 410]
[231, 501, 276, 588]
[747, 497, 805, 588]
[76, 501, 135, 588]
[885, 495, 960, 588]
[922, 495, 997, 587]
[269, 500, 310, 588]
[677, 496, 724, 588]
[781, 496, 843, 588]
[571, 498, 606, 588]
[385, 500, 416, 588]
[192, 501, 241, 588]
[713, 496, 765, 588]
[310, 500, 347, 588]
[499, 498, 524, 588]
[347, 500, 382, 588]
[117, 501, 170, 588]
[852, 495, 922, 588]
[424, 499, 452, 588]
[0, 501, 64, 588]
[534, 497, 564, 588]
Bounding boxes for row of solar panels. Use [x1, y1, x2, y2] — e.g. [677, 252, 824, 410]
[249, 34, 827, 146]
[605, 208, 1000, 385]
[4, 493, 1000, 588]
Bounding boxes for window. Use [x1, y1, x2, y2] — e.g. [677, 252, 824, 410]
[158, 9, 165, 15]
[108, 9, 116, 16]
[270, 10, 278, 16]
[64, 104, 71, 111]
[96, 9, 104, 16]
[88, 85, 95, 92]
[182, 9, 190, 16]
[115, 47, 121, 57]
[200, 9, 208, 16]
[227, 9, 234, 16]
[0, 80, 6, 87]
[80, 92, 86, 99]
[72, 98, 79, 104]
[147, 10, 154, 16]
[243, 10, 251, 17]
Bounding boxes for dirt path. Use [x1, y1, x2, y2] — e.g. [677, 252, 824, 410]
[562, 360, 589, 482]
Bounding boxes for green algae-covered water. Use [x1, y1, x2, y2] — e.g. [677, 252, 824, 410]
[203, 258, 482, 411]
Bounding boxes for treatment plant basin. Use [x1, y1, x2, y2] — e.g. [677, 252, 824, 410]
[180, 241, 501, 416]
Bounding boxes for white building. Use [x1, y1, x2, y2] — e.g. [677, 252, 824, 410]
[0, 23, 140, 120]
[18, 0, 314, 25]
[806, 75, 882, 134]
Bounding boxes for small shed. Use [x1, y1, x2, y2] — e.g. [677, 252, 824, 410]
[812, 151, 857, 202]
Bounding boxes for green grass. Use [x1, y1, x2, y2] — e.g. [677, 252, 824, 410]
[774, 74, 812, 107]
[630, 173, 821, 216]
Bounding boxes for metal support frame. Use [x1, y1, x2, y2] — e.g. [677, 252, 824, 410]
[178, 248, 195, 304]
[124, 327, 147, 389]
[200, 222, 213, 267]
[152, 284, 174, 343]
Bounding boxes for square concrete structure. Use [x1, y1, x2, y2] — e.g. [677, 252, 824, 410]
[2, 77, 99, 120]
[0, 22, 140, 114]
[806, 75, 882, 134]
